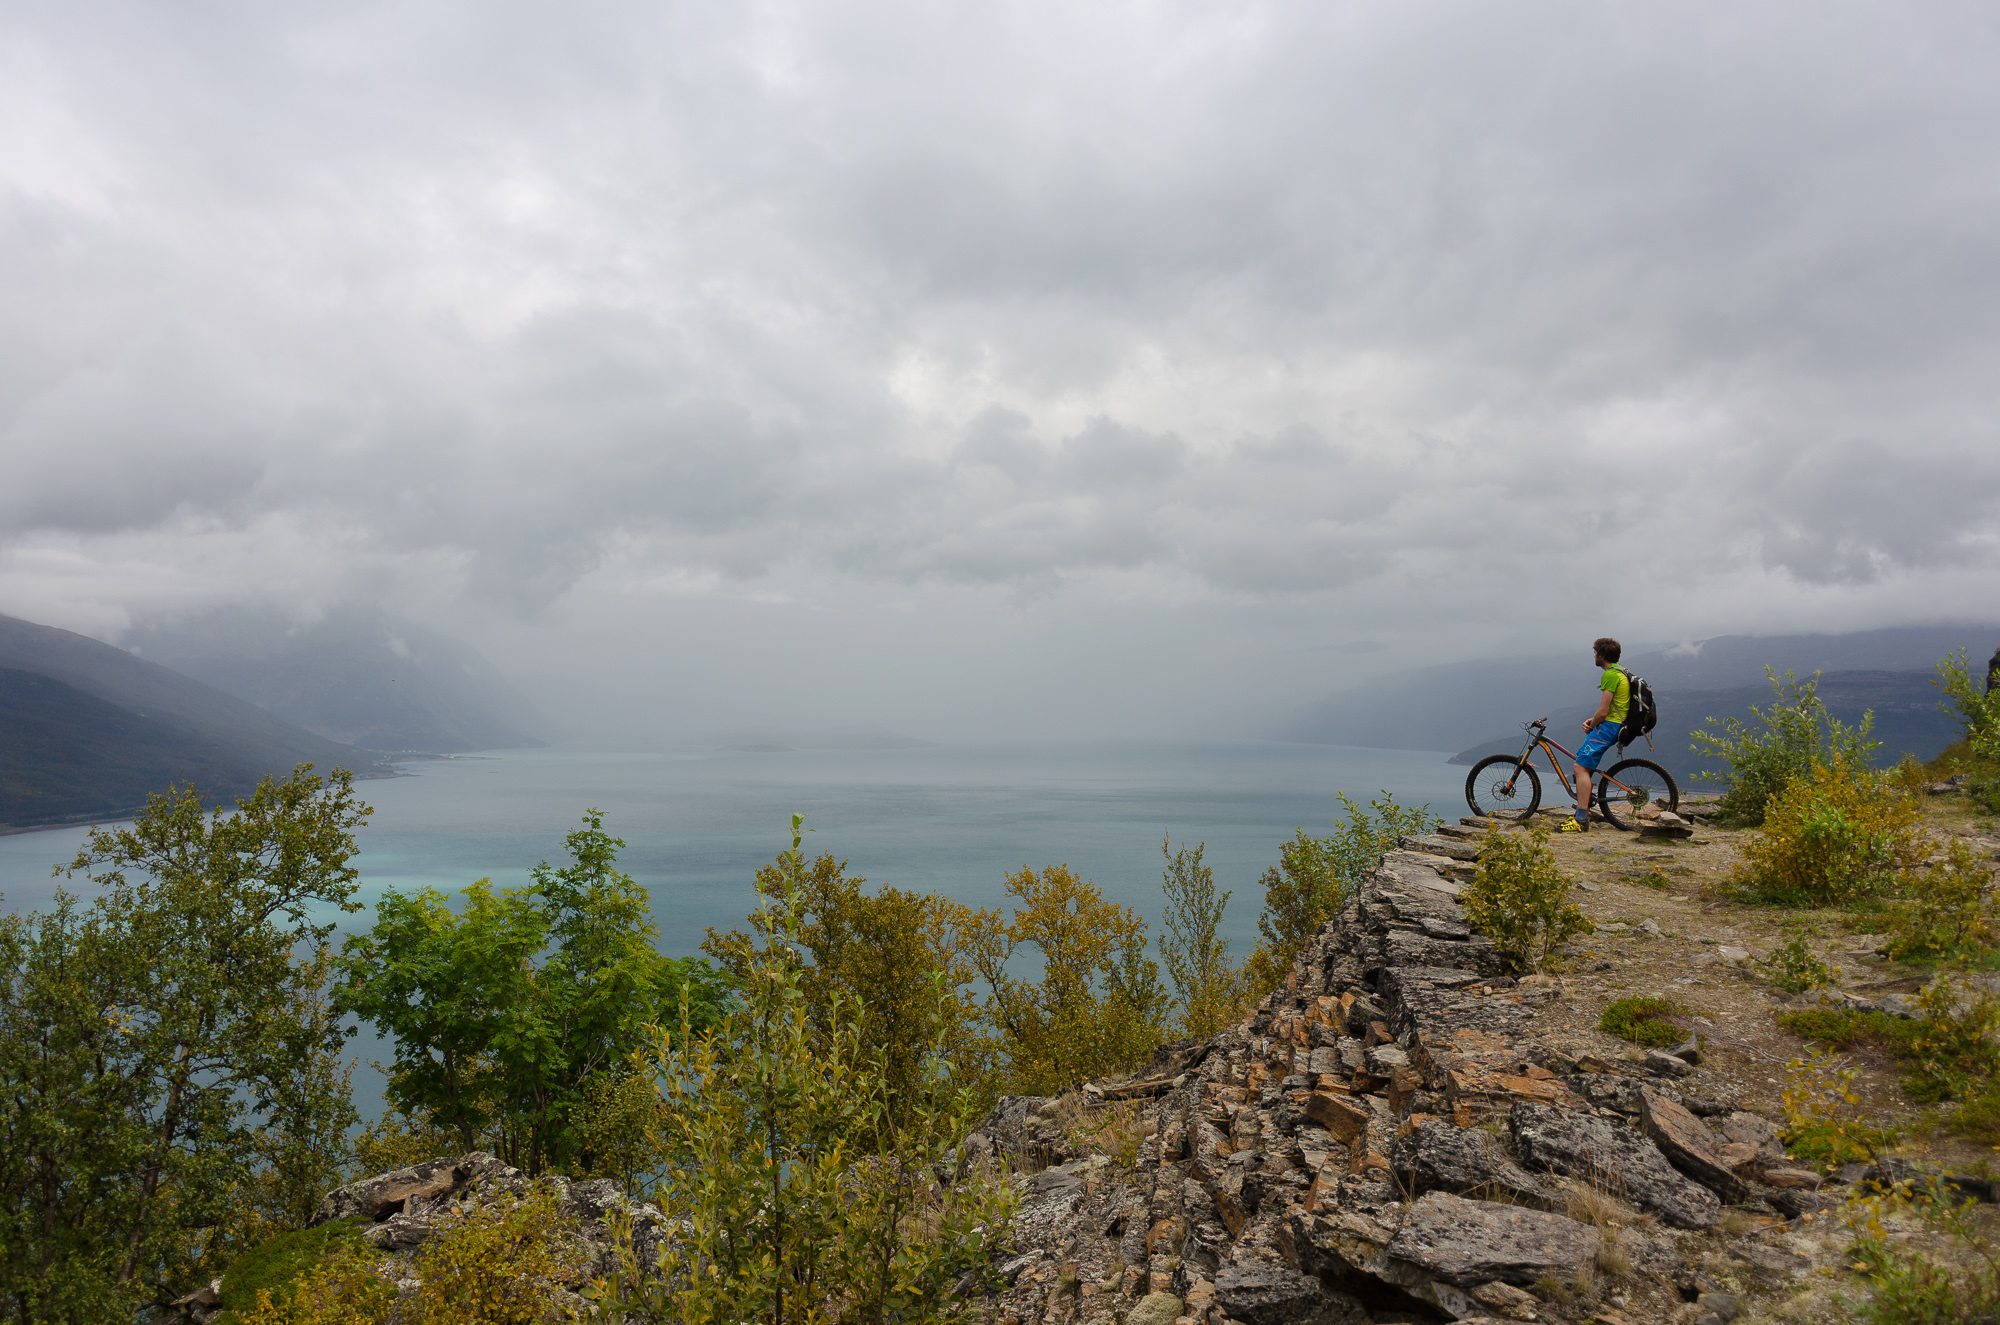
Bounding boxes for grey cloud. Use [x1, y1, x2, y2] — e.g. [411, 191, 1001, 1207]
[2, 0, 1999, 726]
[1755, 439, 2000, 585]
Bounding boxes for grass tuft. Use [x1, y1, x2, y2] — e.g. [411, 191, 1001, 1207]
[1599, 996, 1690, 1048]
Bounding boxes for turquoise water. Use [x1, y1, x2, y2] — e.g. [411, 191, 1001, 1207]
[0, 740, 1465, 1116]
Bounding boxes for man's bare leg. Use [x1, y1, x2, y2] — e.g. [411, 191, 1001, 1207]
[1574, 764, 1591, 824]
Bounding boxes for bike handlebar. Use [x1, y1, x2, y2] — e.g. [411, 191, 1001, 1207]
[1523, 717, 1549, 731]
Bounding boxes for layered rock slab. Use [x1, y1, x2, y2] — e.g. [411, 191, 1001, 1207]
[1382, 1190, 1600, 1286]
[1389, 1117, 1551, 1209]
[1509, 1101, 1721, 1229]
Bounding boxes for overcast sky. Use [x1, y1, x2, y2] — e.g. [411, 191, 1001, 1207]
[3, 1, 1998, 740]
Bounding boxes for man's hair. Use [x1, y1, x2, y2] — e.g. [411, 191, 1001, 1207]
[1594, 637, 1622, 663]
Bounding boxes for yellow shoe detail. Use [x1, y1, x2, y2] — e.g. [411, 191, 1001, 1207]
[1557, 817, 1587, 833]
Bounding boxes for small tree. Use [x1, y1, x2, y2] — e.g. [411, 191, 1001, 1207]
[964, 864, 1168, 1094]
[1461, 823, 1592, 973]
[0, 767, 370, 1324]
[1158, 836, 1245, 1039]
[335, 810, 732, 1174]
[1935, 646, 2000, 759]
[703, 852, 987, 1136]
[1692, 668, 1881, 827]
[593, 815, 1014, 1325]
[1244, 792, 1438, 995]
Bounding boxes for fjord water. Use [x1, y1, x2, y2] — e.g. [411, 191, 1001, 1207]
[2, 740, 1466, 945]
[0, 740, 1464, 1118]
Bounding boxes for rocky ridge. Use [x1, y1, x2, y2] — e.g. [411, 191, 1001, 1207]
[968, 821, 1863, 1325]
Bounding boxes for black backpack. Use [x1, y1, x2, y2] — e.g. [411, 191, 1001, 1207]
[1616, 667, 1658, 751]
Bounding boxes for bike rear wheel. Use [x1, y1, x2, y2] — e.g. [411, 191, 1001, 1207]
[1596, 758, 1679, 831]
[1466, 755, 1542, 821]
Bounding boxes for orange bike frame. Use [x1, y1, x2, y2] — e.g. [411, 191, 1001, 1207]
[1507, 733, 1640, 803]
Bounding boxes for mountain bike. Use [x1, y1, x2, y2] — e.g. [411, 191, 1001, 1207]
[1463, 718, 1679, 830]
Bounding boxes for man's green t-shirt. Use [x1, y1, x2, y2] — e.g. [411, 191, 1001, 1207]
[1600, 666, 1631, 725]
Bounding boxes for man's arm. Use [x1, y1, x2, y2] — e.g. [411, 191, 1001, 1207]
[1583, 691, 1612, 732]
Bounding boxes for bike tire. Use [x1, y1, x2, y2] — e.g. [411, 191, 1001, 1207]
[1466, 755, 1542, 821]
[1596, 758, 1679, 831]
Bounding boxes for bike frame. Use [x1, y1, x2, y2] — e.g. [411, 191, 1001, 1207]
[1501, 722, 1645, 803]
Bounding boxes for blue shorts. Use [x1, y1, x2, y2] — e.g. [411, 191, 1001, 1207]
[1576, 721, 1622, 771]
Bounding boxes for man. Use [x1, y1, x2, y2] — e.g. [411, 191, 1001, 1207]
[1560, 637, 1630, 833]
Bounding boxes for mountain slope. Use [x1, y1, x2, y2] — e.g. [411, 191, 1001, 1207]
[0, 669, 280, 827]
[0, 613, 379, 770]
[0, 613, 386, 827]
[123, 607, 544, 753]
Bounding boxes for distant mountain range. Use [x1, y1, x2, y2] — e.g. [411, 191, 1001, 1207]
[2, 606, 546, 830]
[122, 607, 545, 755]
[1, 613, 387, 829]
[1285, 625, 2000, 778]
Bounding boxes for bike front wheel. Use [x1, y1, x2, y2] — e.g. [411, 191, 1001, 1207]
[1596, 758, 1679, 831]
[1466, 755, 1542, 821]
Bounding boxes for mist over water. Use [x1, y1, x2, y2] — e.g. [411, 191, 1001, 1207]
[0, 740, 1464, 1119]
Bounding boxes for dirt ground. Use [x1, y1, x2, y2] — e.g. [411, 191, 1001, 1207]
[1511, 788, 2000, 1179]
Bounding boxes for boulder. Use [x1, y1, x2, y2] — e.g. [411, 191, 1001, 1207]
[1389, 1117, 1549, 1208]
[310, 1156, 464, 1226]
[1382, 1191, 1601, 1287]
[1637, 1088, 1747, 1203]
[1719, 1111, 1784, 1157]
[1509, 1102, 1720, 1229]
[1214, 1263, 1331, 1325]
[1306, 1090, 1372, 1144]
[1644, 1050, 1695, 1078]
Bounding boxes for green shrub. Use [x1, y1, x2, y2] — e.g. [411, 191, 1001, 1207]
[1775, 1006, 1925, 1057]
[403, 1186, 586, 1325]
[1462, 822, 1593, 973]
[1692, 668, 1882, 827]
[233, 1243, 396, 1325]
[1947, 1081, 2000, 1146]
[1848, 1176, 2000, 1325]
[1779, 1048, 1896, 1170]
[1900, 978, 2000, 1105]
[1933, 648, 2000, 763]
[237, 1186, 581, 1325]
[1881, 839, 1997, 965]
[1758, 935, 1836, 993]
[1244, 792, 1439, 994]
[1777, 981, 2000, 1120]
[1776, 1007, 1876, 1049]
[1599, 996, 1689, 1048]
[1734, 753, 1923, 906]
[214, 1219, 372, 1323]
[1854, 1242, 1995, 1325]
